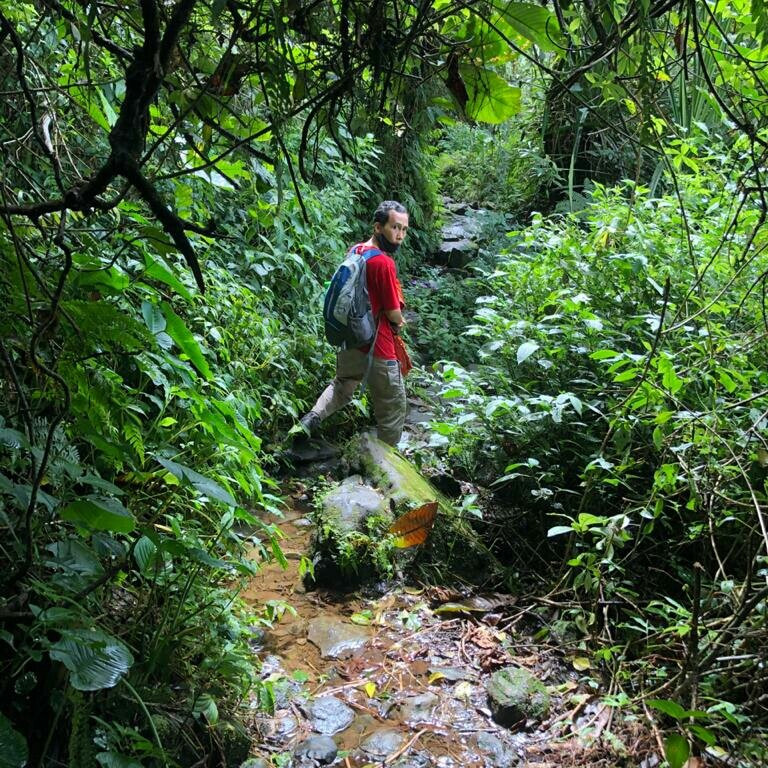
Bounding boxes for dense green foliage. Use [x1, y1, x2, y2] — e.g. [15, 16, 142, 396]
[424, 137, 768, 765]
[2, 0, 768, 766]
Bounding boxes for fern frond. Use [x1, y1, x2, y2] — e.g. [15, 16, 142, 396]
[123, 421, 145, 466]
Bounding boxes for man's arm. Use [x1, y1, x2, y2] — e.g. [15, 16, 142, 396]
[384, 308, 405, 328]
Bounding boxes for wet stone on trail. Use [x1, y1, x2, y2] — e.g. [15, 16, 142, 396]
[238, 759, 270, 768]
[393, 692, 440, 724]
[293, 735, 338, 765]
[359, 727, 406, 758]
[486, 666, 551, 727]
[256, 655, 303, 708]
[388, 755, 431, 768]
[253, 711, 298, 742]
[304, 695, 355, 735]
[474, 731, 521, 767]
[287, 439, 339, 464]
[307, 614, 370, 659]
[429, 665, 476, 682]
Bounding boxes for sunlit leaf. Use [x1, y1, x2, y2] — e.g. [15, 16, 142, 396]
[572, 656, 591, 671]
[193, 693, 219, 725]
[363, 682, 376, 698]
[498, 2, 565, 52]
[453, 680, 474, 703]
[388, 501, 438, 548]
[433, 602, 476, 615]
[95, 752, 143, 768]
[142, 256, 193, 301]
[460, 65, 521, 123]
[647, 699, 688, 720]
[516, 341, 539, 364]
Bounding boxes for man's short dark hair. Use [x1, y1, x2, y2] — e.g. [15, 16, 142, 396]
[373, 200, 407, 226]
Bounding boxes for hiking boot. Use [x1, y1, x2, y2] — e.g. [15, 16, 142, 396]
[298, 411, 321, 438]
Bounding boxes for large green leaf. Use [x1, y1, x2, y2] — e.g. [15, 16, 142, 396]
[59, 497, 136, 533]
[46, 539, 105, 576]
[0, 714, 28, 768]
[142, 256, 193, 301]
[664, 733, 690, 768]
[155, 456, 236, 506]
[50, 629, 134, 691]
[73, 266, 130, 294]
[460, 66, 521, 123]
[142, 300, 166, 334]
[498, 2, 564, 52]
[160, 302, 213, 380]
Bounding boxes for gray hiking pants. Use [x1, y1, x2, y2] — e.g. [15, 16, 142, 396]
[311, 348, 406, 445]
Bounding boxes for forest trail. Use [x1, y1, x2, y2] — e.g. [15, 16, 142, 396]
[240, 494, 626, 768]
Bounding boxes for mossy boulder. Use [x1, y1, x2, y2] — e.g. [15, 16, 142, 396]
[486, 666, 550, 727]
[311, 433, 489, 587]
[311, 473, 393, 587]
[321, 474, 390, 535]
[349, 433, 453, 515]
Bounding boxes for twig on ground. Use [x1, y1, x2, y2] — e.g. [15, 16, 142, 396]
[384, 728, 427, 765]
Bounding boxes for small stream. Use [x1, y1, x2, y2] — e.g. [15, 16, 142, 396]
[240, 500, 613, 768]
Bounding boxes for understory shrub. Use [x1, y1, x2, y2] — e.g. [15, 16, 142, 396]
[0, 127, 379, 766]
[423, 144, 768, 760]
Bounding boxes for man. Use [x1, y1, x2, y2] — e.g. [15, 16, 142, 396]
[299, 200, 409, 446]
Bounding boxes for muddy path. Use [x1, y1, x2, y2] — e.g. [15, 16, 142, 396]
[240, 493, 629, 768]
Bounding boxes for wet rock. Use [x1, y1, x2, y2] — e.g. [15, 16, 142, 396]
[360, 728, 406, 757]
[389, 753, 431, 768]
[307, 615, 370, 659]
[258, 654, 284, 677]
[253, 711, 298, 741]
[405, 402, 433, 425]
[256, 656, 304, 708]
[247, 626, 267, 650]
[305, 695, 355, 734]
[474, 732, 520, 766]
[294, 735, 338, 764]
[442, 220, 481, 241]
[287, 439, 339, 464]
[438, 238, 478, 268]
[273, 713, 299, 739]
[239, 759, 270, 768]
[486, 666, 551, 727]
[321, 475, 388, 534]
[445, 200, 469, 215]
[396, 692, 439, 723]
[428, 665, 477, 682]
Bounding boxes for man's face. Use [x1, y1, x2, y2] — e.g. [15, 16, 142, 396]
[375, 210, 409, 252]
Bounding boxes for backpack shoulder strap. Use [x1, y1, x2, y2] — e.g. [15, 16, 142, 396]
[360, 247, 384, 261]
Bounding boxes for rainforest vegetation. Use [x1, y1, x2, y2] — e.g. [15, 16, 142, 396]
[1, 0, 768, 766]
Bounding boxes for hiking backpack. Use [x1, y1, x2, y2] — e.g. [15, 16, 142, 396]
[323, 245, 381, 348]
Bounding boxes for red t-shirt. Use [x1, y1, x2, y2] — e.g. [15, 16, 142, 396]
[351, 244, 402, 359]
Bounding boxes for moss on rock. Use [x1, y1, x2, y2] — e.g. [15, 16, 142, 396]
[486, 666, 550, 726]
